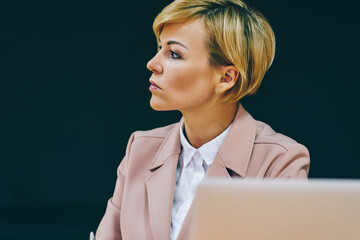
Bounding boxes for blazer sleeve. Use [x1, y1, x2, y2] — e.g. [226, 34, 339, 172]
[267, 143, 310, 178]
[95, 133, 135, 240]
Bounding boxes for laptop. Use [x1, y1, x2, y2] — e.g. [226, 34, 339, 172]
[193, 179, 360, 240]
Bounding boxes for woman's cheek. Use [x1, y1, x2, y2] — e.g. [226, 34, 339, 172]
[170, 70, 194, 91]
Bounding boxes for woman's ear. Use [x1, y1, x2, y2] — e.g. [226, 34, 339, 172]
[217, 66, 240, 93]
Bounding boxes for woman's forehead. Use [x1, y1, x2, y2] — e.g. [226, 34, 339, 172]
[159, 19, 207, 49]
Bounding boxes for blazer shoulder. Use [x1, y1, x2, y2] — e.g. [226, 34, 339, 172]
[132, 122, 178, 141]
[254, 120, 302, 151]
[252, 120, 310, 178]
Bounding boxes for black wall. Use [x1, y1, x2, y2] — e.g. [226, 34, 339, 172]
[1, 0, 359, 238]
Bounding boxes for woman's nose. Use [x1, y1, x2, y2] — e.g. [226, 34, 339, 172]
[146, 54, 162, 74]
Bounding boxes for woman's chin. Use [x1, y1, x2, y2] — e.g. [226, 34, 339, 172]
[150, 97, 177, 111]
[149, 100, 170, 111]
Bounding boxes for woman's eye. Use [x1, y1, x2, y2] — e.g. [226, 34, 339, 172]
[170, 51, 181, 59]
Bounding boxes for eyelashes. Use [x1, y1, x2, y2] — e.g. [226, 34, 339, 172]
[157, 45, 182, 60]
[170, 51, 181, 59]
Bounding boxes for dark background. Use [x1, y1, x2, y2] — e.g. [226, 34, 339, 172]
[1, 0, 359, 239]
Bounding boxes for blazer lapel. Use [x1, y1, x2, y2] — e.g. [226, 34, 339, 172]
[177, 104, 257, 240]
[145, 122, 181, 240]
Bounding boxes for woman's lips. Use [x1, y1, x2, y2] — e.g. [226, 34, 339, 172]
[149, 80, 161, 91]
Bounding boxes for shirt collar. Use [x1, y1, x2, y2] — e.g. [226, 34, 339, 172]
[179, 119, 232, 167]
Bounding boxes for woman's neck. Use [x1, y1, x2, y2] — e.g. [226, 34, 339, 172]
[181, 102, 238, 149]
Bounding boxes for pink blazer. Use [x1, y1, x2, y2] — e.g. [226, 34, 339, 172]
[95, 104, 310, 240]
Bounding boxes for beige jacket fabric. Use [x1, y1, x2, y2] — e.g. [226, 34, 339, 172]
[95, 104, 310, 240]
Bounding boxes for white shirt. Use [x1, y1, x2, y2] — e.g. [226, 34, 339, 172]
[170, 120, 231, 240]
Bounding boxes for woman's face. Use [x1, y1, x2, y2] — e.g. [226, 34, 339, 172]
[147, 19, 220, 112]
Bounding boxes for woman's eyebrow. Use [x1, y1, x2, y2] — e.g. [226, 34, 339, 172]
[158, 38, 189, 49]
[166, 40, 188, 49]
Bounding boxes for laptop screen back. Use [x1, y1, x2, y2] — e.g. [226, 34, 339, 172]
[194, 179, 360, 240]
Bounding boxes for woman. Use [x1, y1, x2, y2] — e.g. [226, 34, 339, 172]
[93, 0, 310, 239]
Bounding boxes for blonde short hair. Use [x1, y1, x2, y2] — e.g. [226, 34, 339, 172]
[153, 0, 276, 103]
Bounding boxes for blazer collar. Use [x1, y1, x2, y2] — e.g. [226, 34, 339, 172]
[149, 103, 256, 175]
[149, 122, 181, 170]
[216, 103, 257, 177]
